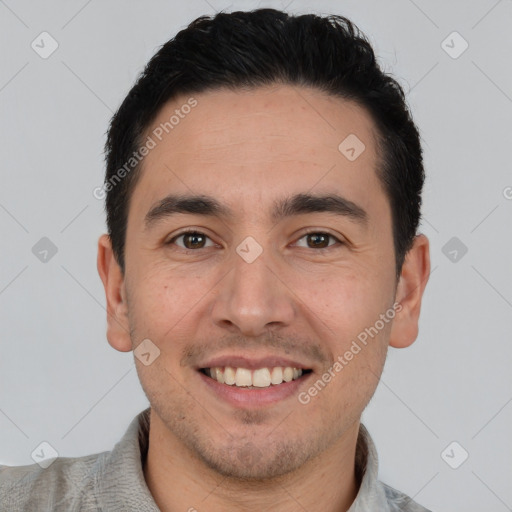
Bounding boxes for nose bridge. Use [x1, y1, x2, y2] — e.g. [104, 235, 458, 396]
[211, 238, 295, 335]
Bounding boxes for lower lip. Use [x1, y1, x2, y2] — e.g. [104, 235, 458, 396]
[198, 371, 311, 407]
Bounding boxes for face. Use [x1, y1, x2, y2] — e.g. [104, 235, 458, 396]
[99, 84, 428, 480]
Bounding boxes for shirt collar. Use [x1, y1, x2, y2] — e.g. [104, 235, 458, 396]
[348, 422, 391, 511]
[95, 408, 389, 511]
[96, 408, 158, 511]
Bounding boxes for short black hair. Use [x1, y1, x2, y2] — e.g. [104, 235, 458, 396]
[103, 8, 424, 276]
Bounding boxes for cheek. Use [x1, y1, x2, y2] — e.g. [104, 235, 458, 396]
[299, 267, 393, 404]
[127, 262, 216, 354]
[305, 268, 391, 343]
[127, 266, 184, 339]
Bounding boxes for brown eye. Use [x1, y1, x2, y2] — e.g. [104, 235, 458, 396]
[306, 233, 330, 248]
[295, 232, 340, 250]
[169, 231, 214, 250]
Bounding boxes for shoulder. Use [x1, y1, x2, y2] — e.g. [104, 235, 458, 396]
[0, 451, 108, 512]
[381, 481, 433, 512]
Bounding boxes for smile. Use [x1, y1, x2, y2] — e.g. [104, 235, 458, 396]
[200, 366, 312, 388]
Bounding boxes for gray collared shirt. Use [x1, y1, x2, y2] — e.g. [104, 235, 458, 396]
[0, 408, 431, 511]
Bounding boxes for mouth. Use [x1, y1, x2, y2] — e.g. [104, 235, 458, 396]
[196, 356, 315, 407]
[199, 366, 313, 389]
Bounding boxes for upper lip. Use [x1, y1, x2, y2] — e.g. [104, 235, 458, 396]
[197, 355, 312, 371]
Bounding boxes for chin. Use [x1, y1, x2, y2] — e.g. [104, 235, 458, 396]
[196, 439, 313, 481]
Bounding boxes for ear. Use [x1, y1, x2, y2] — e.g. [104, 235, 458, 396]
[97, 234, 132, 352]
[389, 234, 430, 349]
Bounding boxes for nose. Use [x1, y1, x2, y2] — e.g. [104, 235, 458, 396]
[210, 243, 296, 337]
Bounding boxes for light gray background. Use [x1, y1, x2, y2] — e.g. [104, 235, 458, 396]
[1, 0, 511, 510]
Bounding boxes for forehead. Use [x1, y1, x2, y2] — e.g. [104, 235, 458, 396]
[129, 84, 387, 225]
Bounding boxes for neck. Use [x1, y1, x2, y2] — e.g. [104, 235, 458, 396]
[143, 409, 361, 512]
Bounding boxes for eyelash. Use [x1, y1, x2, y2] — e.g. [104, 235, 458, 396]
[166, 229, 344, 252]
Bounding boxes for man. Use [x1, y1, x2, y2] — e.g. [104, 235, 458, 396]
[0, 8, 431, 511]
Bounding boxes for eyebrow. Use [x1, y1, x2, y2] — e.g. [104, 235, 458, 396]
[144, 192, 368, 230]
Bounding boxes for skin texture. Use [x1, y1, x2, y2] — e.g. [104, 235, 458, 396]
[97, 84, 430, 512]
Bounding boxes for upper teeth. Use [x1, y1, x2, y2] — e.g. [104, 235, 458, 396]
[205, 366, 303, 388]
